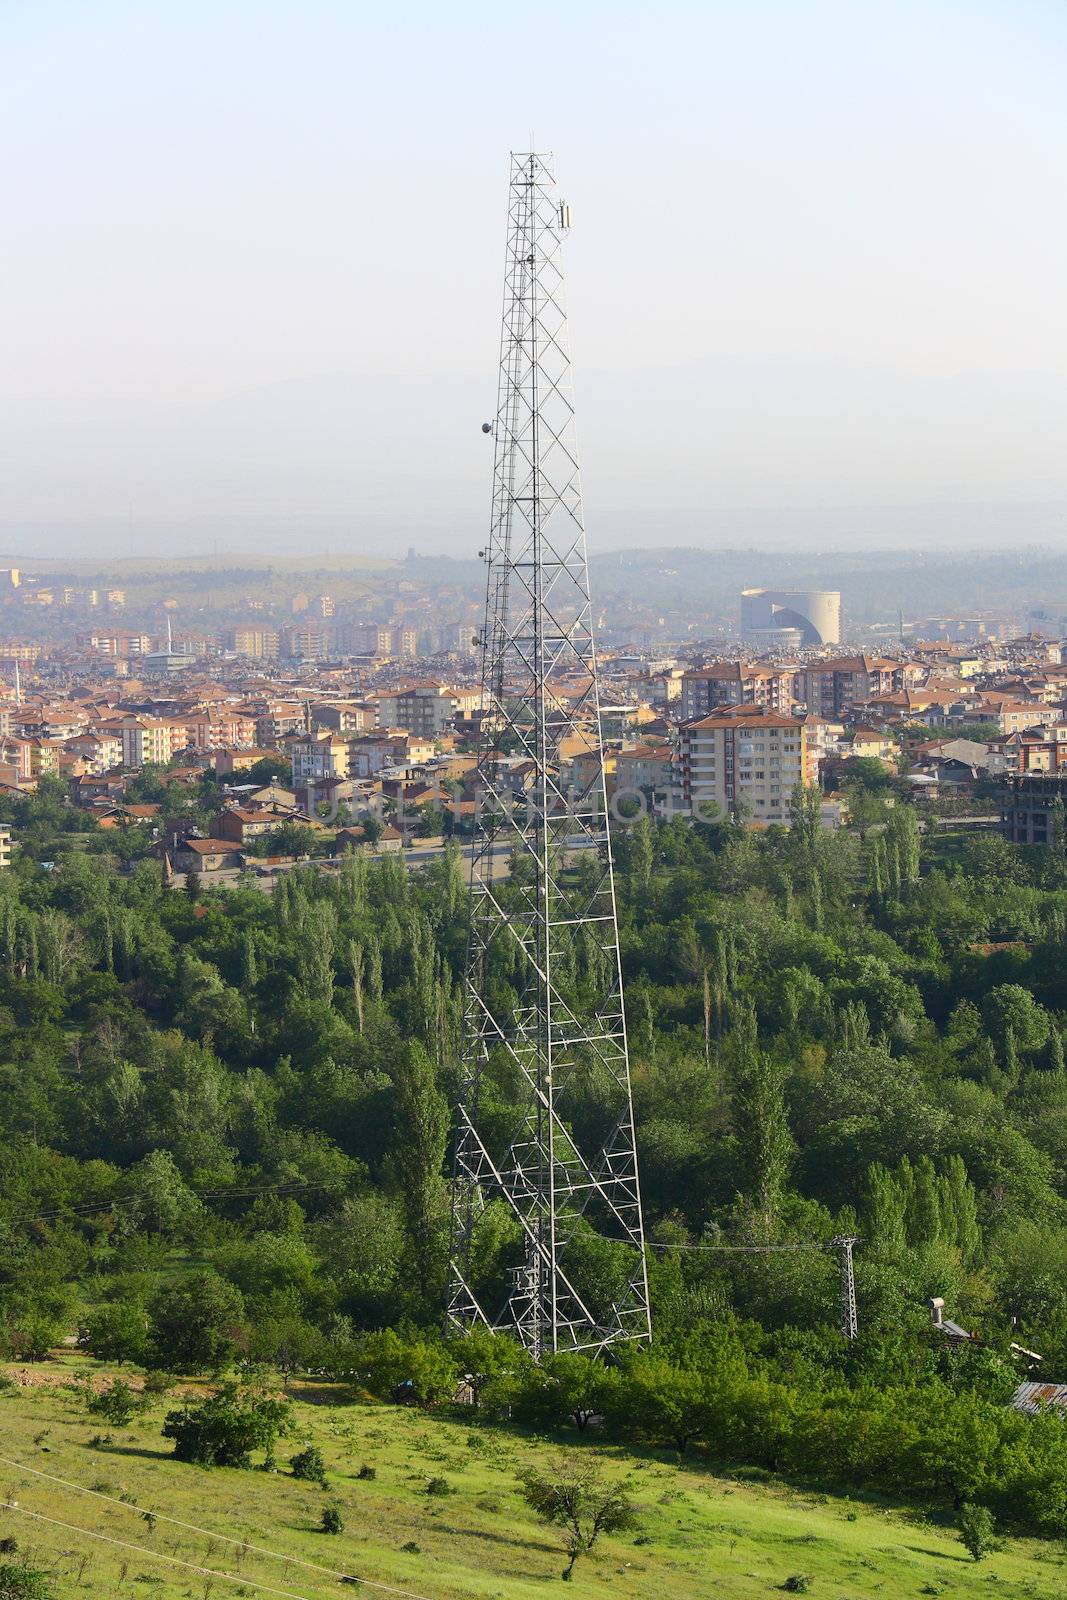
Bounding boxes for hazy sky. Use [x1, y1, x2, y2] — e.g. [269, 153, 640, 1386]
[3, 0, 1066, 559]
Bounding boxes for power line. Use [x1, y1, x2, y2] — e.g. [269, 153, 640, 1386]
[4, 1178, 340, 1227]
[1, 1504, 316, 1600]
[644, 1240, 835, 1254]
[0, 1456, 439, 1600]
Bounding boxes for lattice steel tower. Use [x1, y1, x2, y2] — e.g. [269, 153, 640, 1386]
[447, 152, 651, 1357]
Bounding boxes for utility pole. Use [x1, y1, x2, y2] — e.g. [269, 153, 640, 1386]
[832, 1234, 859, 1341]
[447, 153, 650, 1358]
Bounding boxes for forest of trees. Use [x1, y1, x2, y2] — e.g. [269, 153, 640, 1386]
[6, 789, 1067, 1530]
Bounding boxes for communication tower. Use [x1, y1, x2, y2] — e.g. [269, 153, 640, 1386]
[447, 153, 651, 1357]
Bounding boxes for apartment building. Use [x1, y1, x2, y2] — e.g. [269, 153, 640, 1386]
[440, 623, 477, 654]
[1001, 773, 1067, 846]
[312, 701, 377, 734]
[179, 712, 257, 751]
[64, 732, 123, 773]
[228, 627, 280, 660]
[802, 657, 921, 717]
[0, 643, 41, 665]
[342, 623, 419, 658]
[81, 631, 150, 657]
[351, 733, 436, 777]
[0, 828, 10, 868]
[681, 662, 800, 721]
[284, 625, 332, 661]
[678, 708, 816, 824]
[375, 684, 458, 738]
[0, 738, 35, 782]
[26, 738, 64, 779]
[997, 725, 1067, 773]
[113, 716, 178, 768]
[253, 702, 309, 745]
[986, 701, 1059, 736]
[612, 744, 673, 796]
[290, 734, 350, 787]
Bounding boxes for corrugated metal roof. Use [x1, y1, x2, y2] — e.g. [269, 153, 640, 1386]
[1011, 1381, 1067, 1415]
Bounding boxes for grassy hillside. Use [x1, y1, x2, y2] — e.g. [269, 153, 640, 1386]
[1, 1358, 1065, 1600]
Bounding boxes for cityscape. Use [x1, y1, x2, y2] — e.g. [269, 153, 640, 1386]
[0, 559, 1065, 868]
[4, 4, 1067, 1600]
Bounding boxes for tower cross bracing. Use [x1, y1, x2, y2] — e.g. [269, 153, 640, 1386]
[447, 152, 651, 1358]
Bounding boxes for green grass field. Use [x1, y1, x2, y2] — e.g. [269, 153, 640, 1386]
[2, 1357, 1065, 1600]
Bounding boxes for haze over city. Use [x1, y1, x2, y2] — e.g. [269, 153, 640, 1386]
[4, 0, 1067, 557]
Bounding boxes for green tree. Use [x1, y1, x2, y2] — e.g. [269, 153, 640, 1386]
[982, 984, 1049, 1057]
[514, 1351, 611, 1433]
[447, 1327, 532, 1409]
[147, 1272, 247, 1374]
[87, 1379, 141, 1426]
[607, 1354, 715, 1454]
[351, 1329, 458, 1405]
[114, 1150, 203, 1239]
[729, 1008, 793, 1222]
[388, 1041, 449, 1302]
[517, 1456, 636, 1581]
[289, 1444, 328, 1484]
[78, 1302, 148, 1365]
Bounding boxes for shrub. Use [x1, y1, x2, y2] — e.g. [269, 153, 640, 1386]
[321, 1504, 344, 1535]
[782, 1579, 812, 1594]
[3, 1313, 66, 1363]
[87, 1380, 140, 1427]
[425, 1476, 451, 1496]
[356, 1464, 376, 1481]
[957, 1503, 997, 1562]
[290, 1445, 327, 1485]
[0, 1566, 56, 1599]
[162, 1383, 290, 1469]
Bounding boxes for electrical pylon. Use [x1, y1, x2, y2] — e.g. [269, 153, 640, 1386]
[447, 152, 651, 1358]
[832, 1235, 859, 1341]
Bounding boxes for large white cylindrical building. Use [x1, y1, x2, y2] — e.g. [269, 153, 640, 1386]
[741, 588, 841, 647]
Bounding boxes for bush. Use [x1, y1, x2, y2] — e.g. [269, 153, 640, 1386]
[321, 1504, 344, 1535]
[0, 1566, 56, 1599]
[290, 1445, 327, 1485]
[356, 1464, 376, 1481]
[957, 1502, 997, 1562]
[782, 1579, 812, 1594]
[425, 1476, 451, 1496]
[162, 1383, 290, 1469]
[87, 1380, 140, 1427]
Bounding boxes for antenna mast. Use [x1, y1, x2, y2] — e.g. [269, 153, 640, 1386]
[447, 152, 651, 1358]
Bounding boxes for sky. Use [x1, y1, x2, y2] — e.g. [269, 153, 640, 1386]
[2, 0, 1066, 560]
